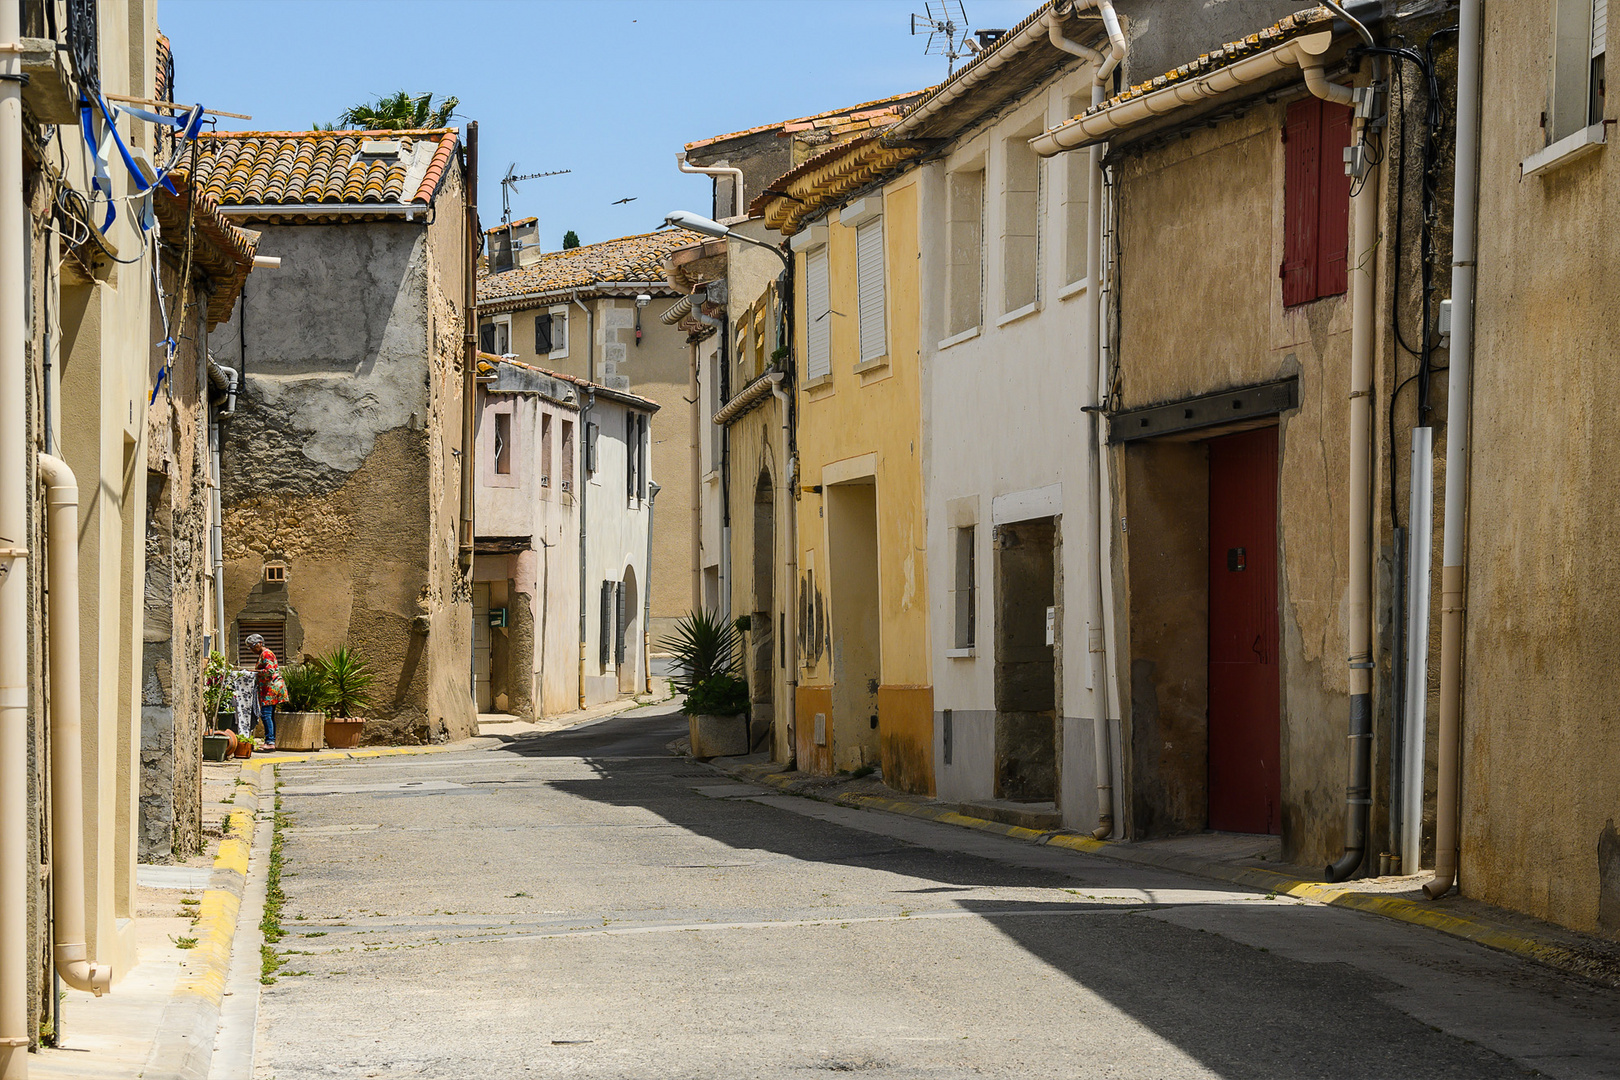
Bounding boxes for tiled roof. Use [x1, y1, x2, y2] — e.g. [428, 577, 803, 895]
[190, 128, 460, 208]
[750, 136, 922, 236]
[477, 229, 702, 308]
[684, 89, 929, 152]
[154, 167, 260, 329]
[476, 353, 661, 413]
[1083, 6, 1334, 118]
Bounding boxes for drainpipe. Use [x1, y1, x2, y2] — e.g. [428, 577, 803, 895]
[575, 295, 595, 710]
[1049, 3, 1124, 840]
[689, 336, 702, 612]
[207, 360, 238, 639]
[1326, 54, 1380, 882]
[767, 373, 798, 764]
[2, 0, 32, 1067]
[36, 456, 111, 998]
[1425, 0, 1481, 902]
[677, 153, 745, 220]
[460, 122, 479, 570]
[643, 480, 659, 694]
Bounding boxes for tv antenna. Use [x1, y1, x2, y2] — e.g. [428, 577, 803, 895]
[500, 163, 571, 224]
[910, 1, 976, 76]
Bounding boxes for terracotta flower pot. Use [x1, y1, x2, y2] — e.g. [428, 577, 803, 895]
[233, 741, 253, 759]
[323, 718, 365, 749]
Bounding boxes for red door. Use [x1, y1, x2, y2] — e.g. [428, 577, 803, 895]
[1207, 427, 1281, 834]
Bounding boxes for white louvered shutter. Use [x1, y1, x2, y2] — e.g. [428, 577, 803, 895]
[1595, 0, 1608, 58]
[805, 245, 831, 381]
[856, 218, 886, 363]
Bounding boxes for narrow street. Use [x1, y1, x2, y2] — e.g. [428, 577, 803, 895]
[257, 708, 1620, 1080]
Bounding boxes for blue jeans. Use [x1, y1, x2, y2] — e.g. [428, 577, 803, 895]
[261, 705, 276, 745]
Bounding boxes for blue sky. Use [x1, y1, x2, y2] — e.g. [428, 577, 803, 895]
[161, 0, 1042, 250]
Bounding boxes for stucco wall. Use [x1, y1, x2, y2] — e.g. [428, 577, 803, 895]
[214, 208, 474, 744]
[1460, 2, 1620, 935]
[794, 177, 933, 792]
[581, 395, 655, 707]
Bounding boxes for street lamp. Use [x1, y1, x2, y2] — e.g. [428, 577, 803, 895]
[664, 210, 790, 269]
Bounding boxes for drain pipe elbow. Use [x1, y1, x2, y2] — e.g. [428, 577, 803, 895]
[1046, 8, 1104, 66]
[37, 454, 112, 997]
[1092, 1, 1127, 86]
[677, 153, 745, 220]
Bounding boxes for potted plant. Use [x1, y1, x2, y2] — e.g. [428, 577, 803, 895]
[233, 735, 255, 759]
[660, 611, 751, 759]
[275, 663, 329, 751]
[202, 731, 232, 761]
[315, 646, 374, 749]
[202, 650, 237, 733]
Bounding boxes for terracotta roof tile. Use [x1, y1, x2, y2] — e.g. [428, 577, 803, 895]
[476, 353, 660, 413]
[684, 89, 930, 153]
[192, 128, 460, 208]
[477, 229, 704, 307]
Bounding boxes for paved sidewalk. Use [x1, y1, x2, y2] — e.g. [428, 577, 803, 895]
[704, 753, 1620, 990]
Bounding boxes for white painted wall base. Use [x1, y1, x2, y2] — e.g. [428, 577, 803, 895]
[933, 709, 996, 803]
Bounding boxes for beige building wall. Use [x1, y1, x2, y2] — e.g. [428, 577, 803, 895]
[1460, 2, 1620, 935]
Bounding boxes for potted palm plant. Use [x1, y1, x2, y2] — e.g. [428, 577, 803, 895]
[315, 646, 374, 748]
[276, 663, 329, 751]
[660, 610, 751, 759]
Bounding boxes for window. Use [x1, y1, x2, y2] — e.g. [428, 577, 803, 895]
[1282, 97, 1354, 307]
[953, 526, 976, 650]
[856, 218, 887, 363]
[493, 412, 512, 475]
[1552, 0, 1607, 141]
[804, 245, 831, 381]
[479, 322, 497, 353]
[625, 413, 647, 500]
[1063, 95, 1091, 286]
[599, 581, 614, 666]
[534, 313, 553, 354]
[540, 413, 552, 489]
[585, 421, 599, 474]
[481, 318, 511, 356]
[946, 167, 984, 336]
[548, 306, 570, 358]
[560, 419, 575, 493]
[237, 620, 285, 666]
[1002, 131, 1041, 313]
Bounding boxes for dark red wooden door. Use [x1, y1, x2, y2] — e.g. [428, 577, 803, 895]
[1207, 427, 1281, 834]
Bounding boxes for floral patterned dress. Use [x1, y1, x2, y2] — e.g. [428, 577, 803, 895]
[256, 646, 289, 709]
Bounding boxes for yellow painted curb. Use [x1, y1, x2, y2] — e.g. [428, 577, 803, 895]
[247, 742, 465, 769]
[717, 760, 1612, 986]
[174, 801, 256, 1007]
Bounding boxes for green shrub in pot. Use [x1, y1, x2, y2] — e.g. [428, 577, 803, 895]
[311, 646, 374, 718]
[281, 663, 331, 714]
[680, 672, 750, 718]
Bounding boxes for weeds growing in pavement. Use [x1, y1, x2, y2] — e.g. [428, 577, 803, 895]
[174, 936, 199, 949]
[260, 801, 290, 985]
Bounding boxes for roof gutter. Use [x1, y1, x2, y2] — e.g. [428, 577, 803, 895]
[478, 281, 673, 314]
[216, 202, 427, 219]
[1031, 30, 1348, 156]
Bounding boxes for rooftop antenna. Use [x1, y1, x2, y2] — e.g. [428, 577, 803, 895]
[910, 1, 976, 76]
[500, 162, 571, 224]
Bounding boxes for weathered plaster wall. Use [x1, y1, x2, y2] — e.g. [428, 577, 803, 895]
[581, 395, 655, 707]
[215, 212, 473, 744]
[1113, 99, 1374, 864]
[794, 177, 932, 792]
[1460, 2, 1620, 935]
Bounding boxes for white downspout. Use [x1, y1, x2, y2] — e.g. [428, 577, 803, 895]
[207, 362, 237, 640]
[1049, 1, 1125, 840]
[1, 0, 32, 1069]
[1425, 0, 1482, 902]
[767, 374, 797, 763]
[36, 456, 111, 998]
[677, 153, 745, 220]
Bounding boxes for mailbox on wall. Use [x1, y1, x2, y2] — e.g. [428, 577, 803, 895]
[489, 607, 508, 628]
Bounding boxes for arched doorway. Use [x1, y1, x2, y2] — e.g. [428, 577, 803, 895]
[617, 565, 639, 695]
[751, 471, 776, 747]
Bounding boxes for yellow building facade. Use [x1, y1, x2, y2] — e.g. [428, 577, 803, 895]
[761, 141, 933, 794]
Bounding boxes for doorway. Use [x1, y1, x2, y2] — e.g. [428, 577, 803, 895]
[751, 472, 776, 749]
[472, 582, 493, 713]
[1207, 427, 1281, 834]
[993, 517, 1057, 802]
[617, 567, 638, 696]
[826, 480, 880, 770]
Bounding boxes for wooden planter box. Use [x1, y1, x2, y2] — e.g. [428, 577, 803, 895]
[688, 713, 749, 759]
[323, 718, 365, 749]
[276, 711, 324, 751]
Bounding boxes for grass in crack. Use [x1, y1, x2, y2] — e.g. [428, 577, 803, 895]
[260, 804, 290, 985]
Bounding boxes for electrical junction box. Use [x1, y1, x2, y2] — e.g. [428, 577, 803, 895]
[1438, 298, 1453, 347]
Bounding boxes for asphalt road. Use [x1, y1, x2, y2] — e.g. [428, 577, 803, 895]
[256, 704, 1620, 1079]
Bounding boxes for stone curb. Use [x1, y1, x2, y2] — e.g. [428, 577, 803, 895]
[707, 758, 1620, 989]
[142, 771, 262, 1080]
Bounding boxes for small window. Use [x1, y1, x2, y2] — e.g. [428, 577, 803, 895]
[1002, 131, 1041, 313]
[560, 419, 575, 493]
[804, 245, 832, 380]
[482, 318, 510, 356]
[238, 620, 286, 666]
[493, 412, 512, 475]
[585, 421, 599, 474]
[953, 526, 976, 649]
[535, 313, 553, 354]
[625, 413, 638, 499]
[946, 167, 985, 336]
[548, 306, 570, 358]
[855, 218, 887, 363]
[263, 562, 286, 584]
[540, 413, 553, 489]
[599, 581, 614, 667]
[479, 322, 497, 353]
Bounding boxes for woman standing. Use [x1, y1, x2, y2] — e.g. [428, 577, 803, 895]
[246, 633, 288, 750]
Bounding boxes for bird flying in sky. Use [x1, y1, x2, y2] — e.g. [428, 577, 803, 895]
[611, 197, 637, 205]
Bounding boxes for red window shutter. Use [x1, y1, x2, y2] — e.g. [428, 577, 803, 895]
[1282, 98, 1321, 308]
[1317, 102, 1354, 299]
